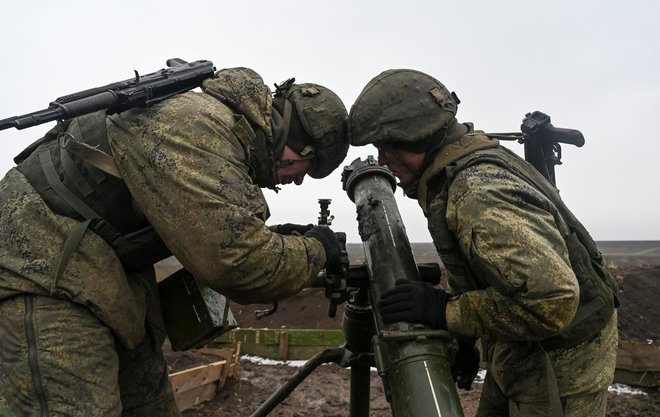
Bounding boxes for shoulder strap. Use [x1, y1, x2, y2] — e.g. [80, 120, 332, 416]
[38, 146, 127, 292]
[63, 139, 123, 179]
[418, 134, 499, 214]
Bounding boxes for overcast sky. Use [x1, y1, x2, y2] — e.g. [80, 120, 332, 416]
[1, 0, 658, 243]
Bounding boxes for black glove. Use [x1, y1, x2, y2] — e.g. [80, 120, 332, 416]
[378, 279, 449, 329]
[451, 340, 480, 390]
[304, 226, 341, 268]
[276, 223, 314, 236]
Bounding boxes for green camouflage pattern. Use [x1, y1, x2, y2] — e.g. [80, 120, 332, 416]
[0, 67, 326, 415]
[106, 69, 325, 304]
[281, 83, 349, 178]
[476, 368, 610, 417]
[0, 68, 325, 345]
[423, 157, 617, 405]
[0, 291, 179, 417]
[0, 168, 147, 348]
[348, 69, 458, 146]
[202, 67, 273, 137]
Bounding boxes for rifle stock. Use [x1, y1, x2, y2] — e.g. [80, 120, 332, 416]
[493, 111, 586, 186]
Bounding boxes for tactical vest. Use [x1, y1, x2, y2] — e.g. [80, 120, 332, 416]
[15, 111, 172, 278]
[418, 134, 619, 350]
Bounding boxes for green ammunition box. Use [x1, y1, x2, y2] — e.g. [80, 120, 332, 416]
[159, 268, 237, 351]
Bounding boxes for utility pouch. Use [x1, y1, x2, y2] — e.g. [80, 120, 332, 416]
[158, 268, 237, 351]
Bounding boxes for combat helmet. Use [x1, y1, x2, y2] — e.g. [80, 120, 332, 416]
[273, 79, 349, 178]
[349, 69, 459, 149]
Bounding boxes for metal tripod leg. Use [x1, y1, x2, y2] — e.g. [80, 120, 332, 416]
[249, 347, 350, 417]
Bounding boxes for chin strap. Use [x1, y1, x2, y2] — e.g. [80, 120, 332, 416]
[271, 98, 293, 164]
[281, 99, 293, 147]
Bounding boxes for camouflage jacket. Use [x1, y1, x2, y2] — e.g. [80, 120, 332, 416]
[418, 136, 617, 401]
[0, 68, 325, 348]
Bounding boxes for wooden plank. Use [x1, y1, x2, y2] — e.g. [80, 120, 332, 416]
[287, 329, 344, 346]
[168, 343, 243, 411]
[174, 382, 218, 411]
[212, 329, 345, 360]
[197, 347, 234, 361]
[230, 342, 242, 384]
[170, 361, 225, 394]
[614, 368, 660, 388]
[278, 331, 289, 360]
[616, 340, 660, 372]
[196, 344, 242, 386]
[217, 328, 344, 347]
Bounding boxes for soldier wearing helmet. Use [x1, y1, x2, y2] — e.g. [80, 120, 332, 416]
[349, 69, 617, 417]
[0, 66, 347, 416]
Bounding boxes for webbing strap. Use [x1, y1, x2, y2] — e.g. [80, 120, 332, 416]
[418, 134, 499, 215]
[38, 148, 100, 220]
[65, 120, 110, 183]
[541, 344, 565, 417]
[281, 99, 293, 146]
[51, 219, 92, 295]
[230, 115, 257, 148]
[60, 148, 95, 197]
[540, 295, 606, 351]
[39, 148, 119, 293]
[63, 139, 123, 179]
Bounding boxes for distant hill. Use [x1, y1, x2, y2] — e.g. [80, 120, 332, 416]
[346, 241, 660, 265]
[155, 241, 660, 281]
[345, 242, 438, 264]
[592, 241, 660, 264]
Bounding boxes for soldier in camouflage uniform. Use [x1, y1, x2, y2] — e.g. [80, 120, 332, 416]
[348, 69, 618, 417]
[0, 67, 348, 416]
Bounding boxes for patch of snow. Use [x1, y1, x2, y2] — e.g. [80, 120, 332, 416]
[608, 383, 649, 396]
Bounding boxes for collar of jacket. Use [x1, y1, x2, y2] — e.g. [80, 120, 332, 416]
[415, 133, 500, 212]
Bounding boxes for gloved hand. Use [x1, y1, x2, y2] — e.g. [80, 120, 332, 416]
[276, 223, 314, 236]
[452, 340, 480, 390]
[304, 226, 341, 268]
[378, 279, 449, 329]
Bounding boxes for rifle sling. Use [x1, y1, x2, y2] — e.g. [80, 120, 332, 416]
[38, 147, 127, 292]
[63, 138, 123, 179]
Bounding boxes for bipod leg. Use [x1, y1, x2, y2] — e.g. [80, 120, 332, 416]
[249, 347, 350, 417]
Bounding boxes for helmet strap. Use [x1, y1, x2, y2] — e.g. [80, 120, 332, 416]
[280, 99, 293, 153]
[271, 99, 294, 160]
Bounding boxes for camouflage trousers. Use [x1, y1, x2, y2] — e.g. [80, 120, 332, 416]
[476, 367, 608, 417]
[0, 294, 180, 417]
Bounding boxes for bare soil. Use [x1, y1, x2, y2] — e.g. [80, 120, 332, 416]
[171, 263, 660, 417]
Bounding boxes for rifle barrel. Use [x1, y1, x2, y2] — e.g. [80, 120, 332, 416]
[0, 107, 63, 131]
[0, 59, 215, 133]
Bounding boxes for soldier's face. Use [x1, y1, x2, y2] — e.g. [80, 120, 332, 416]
[376, 145, 425, 185]
[277, 146, 312, 185]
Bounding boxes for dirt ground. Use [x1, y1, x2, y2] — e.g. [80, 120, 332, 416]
[172, 263, 660, 417]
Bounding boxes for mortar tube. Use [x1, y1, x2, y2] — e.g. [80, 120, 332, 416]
[342, 156, 465, 417]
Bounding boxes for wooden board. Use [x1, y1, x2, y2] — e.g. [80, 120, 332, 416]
[170, 360, 225, 394]
[168, 344, 242, 411]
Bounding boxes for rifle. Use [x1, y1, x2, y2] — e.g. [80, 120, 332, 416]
[490, 111, 585, 186]
[0, 58, 215, 131]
